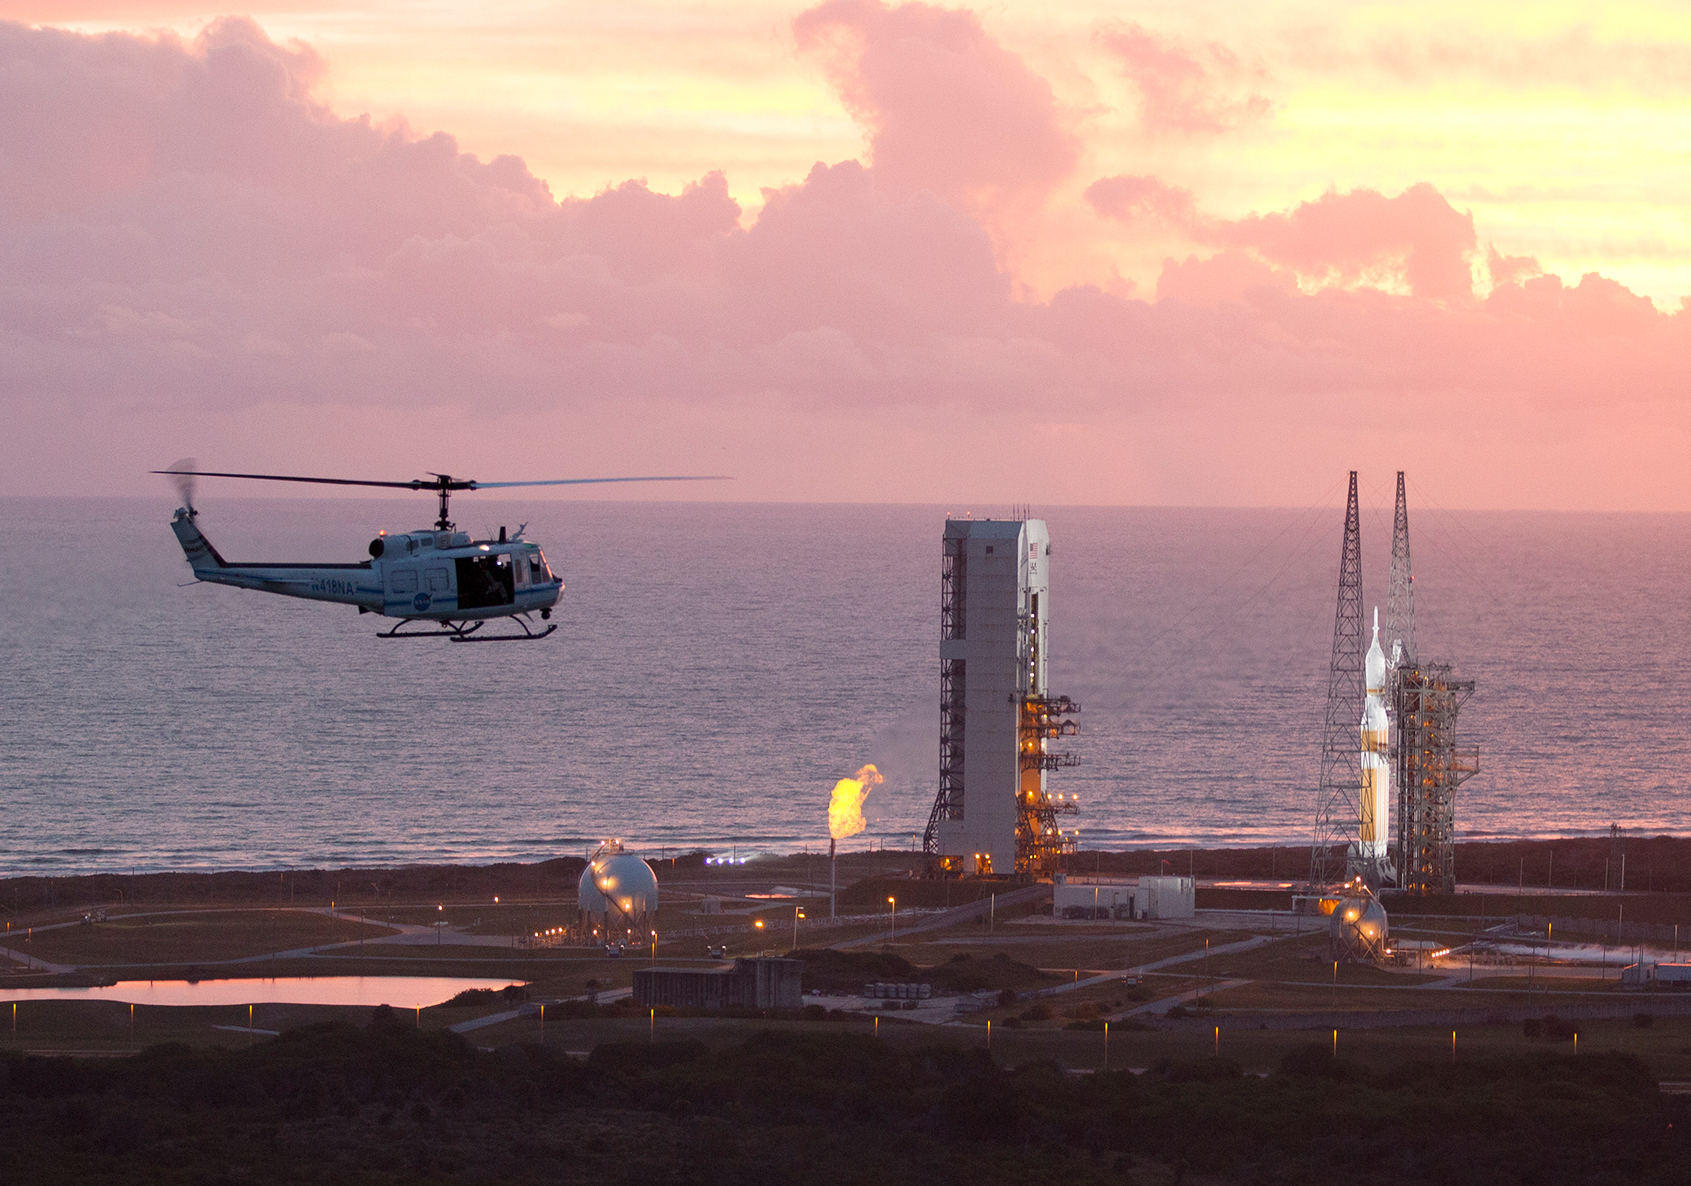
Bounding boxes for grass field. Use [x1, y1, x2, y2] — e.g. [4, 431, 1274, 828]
[10, 910, 394, 966]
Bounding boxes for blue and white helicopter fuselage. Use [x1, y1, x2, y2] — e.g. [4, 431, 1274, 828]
[170, 507, 563, 640]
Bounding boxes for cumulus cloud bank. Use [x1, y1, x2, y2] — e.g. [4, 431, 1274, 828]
[1, 8, 1687, 507]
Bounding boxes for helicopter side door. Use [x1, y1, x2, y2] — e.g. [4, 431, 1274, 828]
[454, 553, 514, 610]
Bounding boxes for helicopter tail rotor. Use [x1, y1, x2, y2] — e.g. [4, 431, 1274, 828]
[165, 458, 198, 515]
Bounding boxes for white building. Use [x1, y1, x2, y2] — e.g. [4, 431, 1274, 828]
[1052, 875, 1196, 920]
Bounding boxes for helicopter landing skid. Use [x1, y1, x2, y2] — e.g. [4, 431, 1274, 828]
[377, 617, 556, 642]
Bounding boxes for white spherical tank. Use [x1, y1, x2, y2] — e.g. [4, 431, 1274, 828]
[579, 851, 659, 918]
[1329, 893, 1389, 961]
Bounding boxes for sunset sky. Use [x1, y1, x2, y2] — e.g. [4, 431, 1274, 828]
[3, 1, 1688, 508]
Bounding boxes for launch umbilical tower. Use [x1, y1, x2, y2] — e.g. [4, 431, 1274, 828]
[1387, 475, 1477, 894]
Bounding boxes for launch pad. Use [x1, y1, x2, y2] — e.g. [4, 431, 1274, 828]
[1310, 471, 1479, 901]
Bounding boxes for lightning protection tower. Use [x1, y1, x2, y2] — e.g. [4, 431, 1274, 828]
[1310, 472, 1364, 885]
[923, 516, 1079, 880]
[1384, 471, 1416, 669]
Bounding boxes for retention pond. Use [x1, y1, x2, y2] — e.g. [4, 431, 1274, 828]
[0, 976, 522, 1009]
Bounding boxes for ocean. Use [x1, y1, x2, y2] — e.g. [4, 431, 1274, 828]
[3, 493, 1688, 875]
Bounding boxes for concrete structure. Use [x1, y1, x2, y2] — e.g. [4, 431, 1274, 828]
[633, 958, 803, 1010]
[1053, 875, 1194, 920]
[864, 982, 932, 1000]
[923, 517, 1078, 879]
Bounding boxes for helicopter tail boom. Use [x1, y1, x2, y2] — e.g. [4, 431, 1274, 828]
[169, 508, 383, 610]
[170, 507, 228, 573]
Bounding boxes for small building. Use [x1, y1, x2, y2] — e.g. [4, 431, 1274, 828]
[633, 957, 803, 1010]
[1053, 875, 1195, 920]
[1622, 962, 1691, 990]
[1661, 964, 1691, 989]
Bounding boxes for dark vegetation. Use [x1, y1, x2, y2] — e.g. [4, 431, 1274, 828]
[0, 860, 591, 913]
[440, 986, 528, 1008]
[2, 1015, 1688, 1185]
[791, 948, 1060, 994]
[838, 877, 1005, 909]
[8, 836, 1688, 919]
[1080, 836, 1691, 898]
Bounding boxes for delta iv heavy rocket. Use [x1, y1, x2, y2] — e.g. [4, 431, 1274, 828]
[1359, 608, 1390, 867]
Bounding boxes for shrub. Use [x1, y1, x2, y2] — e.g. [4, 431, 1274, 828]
[1276, 1043, 1349, 1081]
[1149, 1057, 1242, 1083]
[1019, 1002, 1052, 1022]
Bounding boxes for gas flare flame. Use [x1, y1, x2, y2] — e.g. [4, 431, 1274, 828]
[827, 764, 883, 840]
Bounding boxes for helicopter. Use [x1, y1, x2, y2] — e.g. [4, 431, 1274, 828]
[157, 463, 721, 642]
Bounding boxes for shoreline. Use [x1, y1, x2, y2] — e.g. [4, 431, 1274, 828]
[4, 834, 1688, 910]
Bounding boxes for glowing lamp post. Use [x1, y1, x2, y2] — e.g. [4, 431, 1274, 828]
[793, 908, 805, 952]
[888, 897, 896, 943]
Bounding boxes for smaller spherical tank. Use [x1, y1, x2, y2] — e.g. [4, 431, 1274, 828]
[1329, 894, 1389, 961]
[579, 852, 659, 917]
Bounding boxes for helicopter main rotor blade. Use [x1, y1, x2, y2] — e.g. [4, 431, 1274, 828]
[472, 476, 729, 488]
[152, 469, 430, 489]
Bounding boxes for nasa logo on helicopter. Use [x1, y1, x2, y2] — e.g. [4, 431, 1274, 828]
[157, 461, 724, 643]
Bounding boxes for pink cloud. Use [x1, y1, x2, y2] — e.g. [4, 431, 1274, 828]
[1155, 250, 1298, 304]
[1083, 174, 1198, 224]
[0, 18, 1688, 509]
[1099, 22, 1273, 134]
[1221, 183, 1477, 301]
[1090, 177, 1478, 301]
[792, 0, 1078, 219]
[1486, 245, 1543, 289]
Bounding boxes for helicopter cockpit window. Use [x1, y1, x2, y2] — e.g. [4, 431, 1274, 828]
[389, 569, 418, 594]
[529, 552, 552, 582]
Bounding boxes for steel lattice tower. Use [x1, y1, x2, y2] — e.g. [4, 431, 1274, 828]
[1310, 472, 1365, 884]
[1386, 470, 1416, 890]
[1384, 471, 1416, 668]
[1394, 664, 1477, 894]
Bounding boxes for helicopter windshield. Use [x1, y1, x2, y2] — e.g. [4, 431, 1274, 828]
[527, 550, 552, 583]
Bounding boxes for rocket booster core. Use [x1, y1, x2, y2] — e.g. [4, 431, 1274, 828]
[1359, 608, 1390, 859]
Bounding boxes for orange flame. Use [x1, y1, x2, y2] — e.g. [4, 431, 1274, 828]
[827, 764, 883, 840]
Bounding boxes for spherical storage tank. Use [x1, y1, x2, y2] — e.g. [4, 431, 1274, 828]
[1329, 892, 1388, 961]
[578, 849, 659, 919]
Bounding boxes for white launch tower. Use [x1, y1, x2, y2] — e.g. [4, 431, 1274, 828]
[923, 517, 1078, 879]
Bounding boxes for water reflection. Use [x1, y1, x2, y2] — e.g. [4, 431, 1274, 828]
[0, 976, 522, 1009]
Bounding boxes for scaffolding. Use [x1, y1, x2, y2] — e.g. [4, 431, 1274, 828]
[1394, 662, 1477, 894]
[1310, 472, 1365, 885]
[1016, 695, 1079, 877]
[922, 537, 966, 862]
